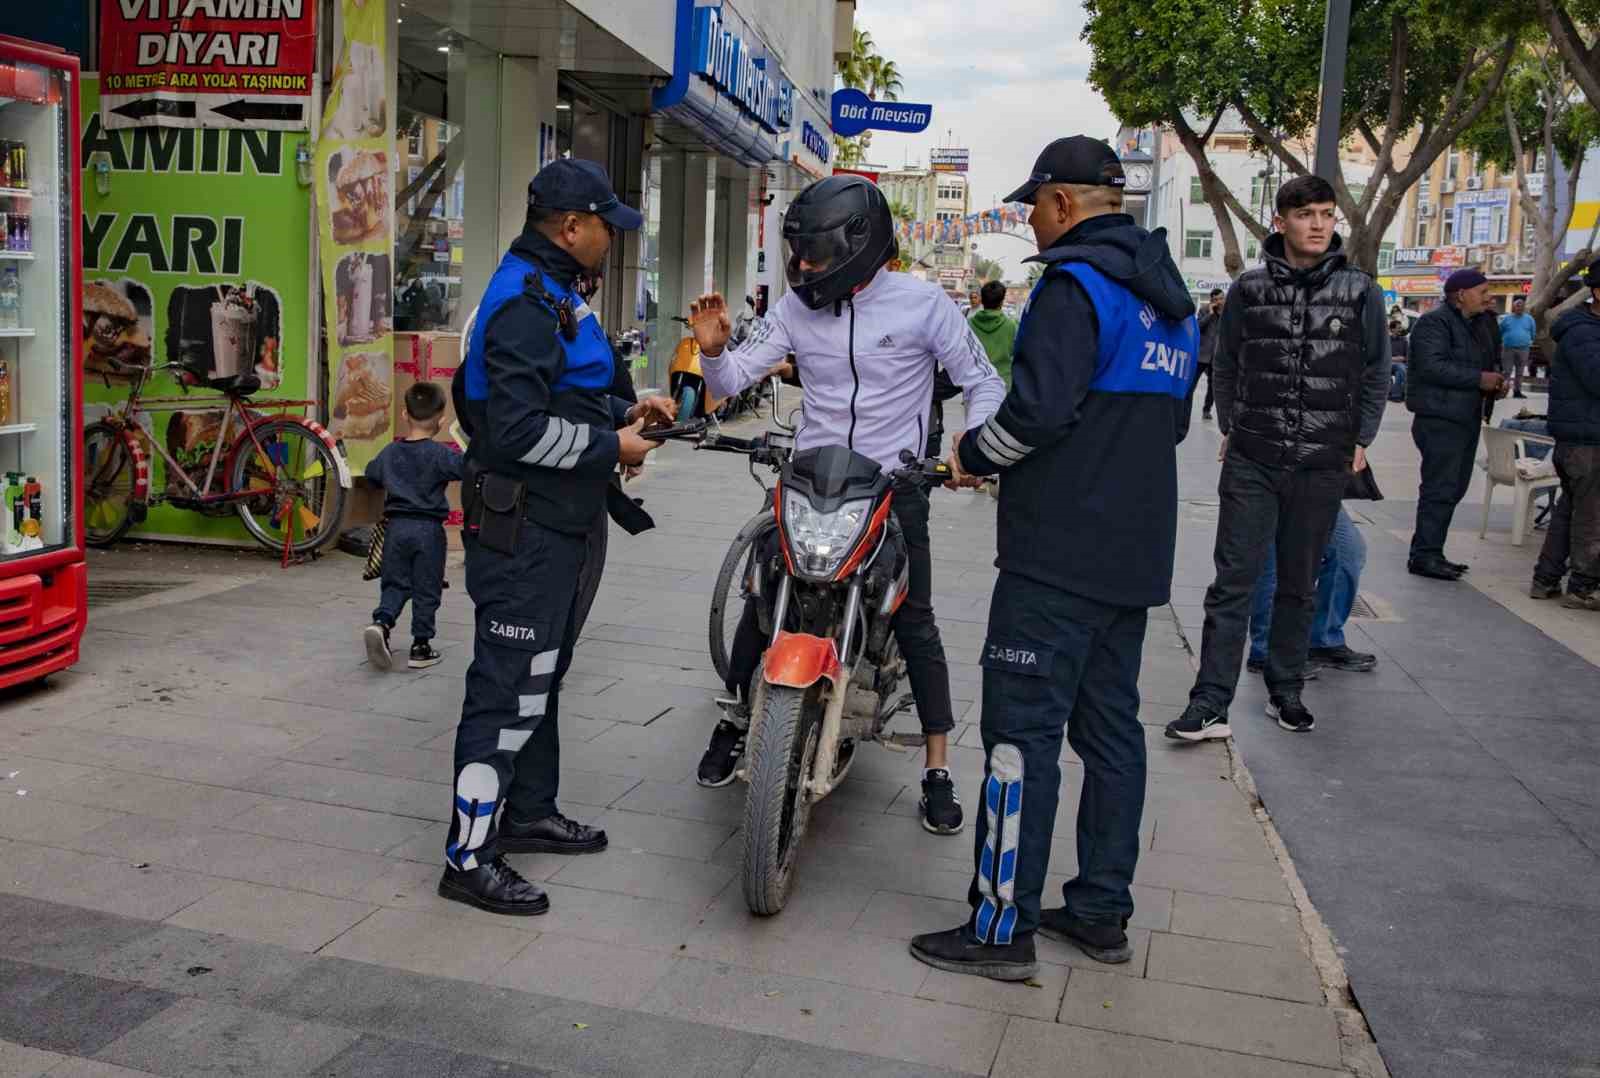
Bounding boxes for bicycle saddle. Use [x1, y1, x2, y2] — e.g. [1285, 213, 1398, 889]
[208, 373, 262, 395]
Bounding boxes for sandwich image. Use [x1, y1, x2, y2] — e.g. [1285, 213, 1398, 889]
[83, 282, 152, 381]
[331, 351, 391, 441]
[331, 150, 389, 244]
[165, 409, 226, 487]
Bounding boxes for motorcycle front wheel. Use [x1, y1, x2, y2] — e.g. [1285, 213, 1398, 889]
[742, 683, 821, 915]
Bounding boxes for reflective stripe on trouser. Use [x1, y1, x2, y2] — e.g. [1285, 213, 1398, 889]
[967, 572, 1149, 937]
[446, 520, 586, 870]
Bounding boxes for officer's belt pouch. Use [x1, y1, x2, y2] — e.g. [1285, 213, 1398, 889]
[475, 472, 526, 555]
[605, 476, 655, 536]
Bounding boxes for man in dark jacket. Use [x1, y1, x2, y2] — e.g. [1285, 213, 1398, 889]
[1190, 287, 1224, 419]
[443, 160, 671, 916]
[1165, 175, 1390, 742]
[1405, 269, 1507, 579]
[910, 136, 1197, 981]
[1545, 265, 1600, 609]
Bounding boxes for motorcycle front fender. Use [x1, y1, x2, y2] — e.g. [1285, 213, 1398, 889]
[762, 631, 842, 688]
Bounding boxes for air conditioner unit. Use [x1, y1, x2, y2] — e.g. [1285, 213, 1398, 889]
[1491, 253, 1512, 272]
[1440, 180, 1456, 194]
[1419, 203, 1436, 218]
[1466, 176, 1485, 190]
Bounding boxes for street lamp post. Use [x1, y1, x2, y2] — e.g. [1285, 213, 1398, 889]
[1313, 0, 1352, 183]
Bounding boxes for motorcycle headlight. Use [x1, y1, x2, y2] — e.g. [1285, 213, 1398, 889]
[782, 490, 872, 579]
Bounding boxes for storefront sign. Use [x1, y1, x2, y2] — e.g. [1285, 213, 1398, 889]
[690, 4, 792, 134]
[831, 88, 932, 137]
[1183, 274, 1232, 294]
[801, 121, 830, 165]
[1393, 277, 1443, 295]
[930, 148, 969, 173]
[79, 74, 312, 543]
[316, 0, 395, 473]
[1394, 247, 1465, 268]
[98, 0, 316, 130]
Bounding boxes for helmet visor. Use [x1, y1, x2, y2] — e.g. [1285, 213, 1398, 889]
[785, 223, 863, 278]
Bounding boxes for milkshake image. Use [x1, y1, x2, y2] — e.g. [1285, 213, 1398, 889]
[348, 255, 374, 341]
[210, 289, 258, 378]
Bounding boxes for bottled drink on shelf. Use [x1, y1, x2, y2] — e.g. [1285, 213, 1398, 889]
[0, 359, 11, 424]
[0, 266, 20, 329]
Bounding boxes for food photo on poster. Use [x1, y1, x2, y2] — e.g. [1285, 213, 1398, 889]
[330, 349, 391, 443]
[327, 147, 389, 244]
[82, 279, 154, 384]
[334, 250, 391, 346]
[165, 282, 282, 388]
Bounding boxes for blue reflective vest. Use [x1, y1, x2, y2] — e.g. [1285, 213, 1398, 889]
[1043, 262, 1198, 400]
[463, 252, 614, 404]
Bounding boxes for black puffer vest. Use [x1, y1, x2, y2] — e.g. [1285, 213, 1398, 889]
[1229, 234, 1372, 469]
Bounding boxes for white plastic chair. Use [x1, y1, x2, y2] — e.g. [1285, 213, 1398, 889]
[1478, 427, 1560, 546]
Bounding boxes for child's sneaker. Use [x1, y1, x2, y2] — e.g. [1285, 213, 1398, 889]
[409, 640, 443, 669]
[364, 623, 393, 671]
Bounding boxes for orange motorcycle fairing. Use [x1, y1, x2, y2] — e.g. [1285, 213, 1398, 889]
[761, 631, 843, 689]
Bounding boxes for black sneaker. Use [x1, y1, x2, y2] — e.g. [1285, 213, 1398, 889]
[909, 925, 1038, 981]
[363, 623, 392, 671]
[1267, 693, 1316, 733]
[919, 769, 964, 835]
[437, 856, 549, 916]
[499, 811, 608, 855]
[408, 640, 443, 669]
[697, 719, 746, 788]
[1201, 409, 1212, 420]
[1530, 579, 1564, 600]
[1307, 645, 1377, 673]
[1246, 656, 1317, 680]
[1164, 702, 1232, 742]
[1038, 908, 1133, 964]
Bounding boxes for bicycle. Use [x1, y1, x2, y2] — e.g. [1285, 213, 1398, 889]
[83, 361, 353, 559]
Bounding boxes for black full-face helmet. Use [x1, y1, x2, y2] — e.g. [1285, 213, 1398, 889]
[782, 175, 896, 310]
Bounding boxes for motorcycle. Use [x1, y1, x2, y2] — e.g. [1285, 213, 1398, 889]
[667, 429, 951, 914]
[669, 297, 764, 422]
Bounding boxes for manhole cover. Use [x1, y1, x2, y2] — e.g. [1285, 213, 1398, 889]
[1349, 594, 1378, 619]
[87, 579, 191, 608]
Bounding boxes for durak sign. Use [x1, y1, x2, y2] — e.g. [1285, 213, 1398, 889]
[831, 87, 932, 137]
[691, 4, 792, 134]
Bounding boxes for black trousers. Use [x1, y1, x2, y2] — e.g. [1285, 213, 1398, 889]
[1191, 451, 1346, 709]
[1187, 364, 1215, 414]
[372, 517, 446, 640]
[1555, 444, 1600, 592]
[727, 482, 954, 735]
[447, 522, 586, 869]
[1410, 415, 1481, 562]
[967, 574, 1148, 941]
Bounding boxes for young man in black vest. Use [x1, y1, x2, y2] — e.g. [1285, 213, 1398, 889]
[1166, 176, 1390, 740]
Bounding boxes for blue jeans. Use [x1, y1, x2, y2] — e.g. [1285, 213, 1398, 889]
[1249, 507, 1366, 661]
[1389, 362, 1406, 402]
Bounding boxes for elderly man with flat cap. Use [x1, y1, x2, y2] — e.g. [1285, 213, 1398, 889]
[910, 136, 1198, 981]
[1406, 267, 1507, 581]
[442, 159, 675, 916]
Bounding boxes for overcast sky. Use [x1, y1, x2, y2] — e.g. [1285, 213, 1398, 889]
[852, 1, 1117, 282]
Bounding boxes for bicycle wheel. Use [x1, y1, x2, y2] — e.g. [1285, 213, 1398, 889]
[229, 418, 347, 555]
[83, 422, 140, 547]
[710, 508, 775, 685]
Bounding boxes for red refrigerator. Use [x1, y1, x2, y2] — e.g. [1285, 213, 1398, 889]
[0, 36, 85, 689]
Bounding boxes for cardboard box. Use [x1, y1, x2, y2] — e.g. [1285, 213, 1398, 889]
[391, 331, 461, 446]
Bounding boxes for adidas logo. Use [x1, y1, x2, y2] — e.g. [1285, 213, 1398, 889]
[877, 334, 895, 347]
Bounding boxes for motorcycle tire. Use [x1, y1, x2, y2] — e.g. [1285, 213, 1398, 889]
[709, 509, 775, 685]
[742, 683, 821, 915]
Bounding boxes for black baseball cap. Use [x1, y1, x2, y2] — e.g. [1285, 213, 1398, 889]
[527, 158, 643, 231]
[1004, 136, 1126, 204]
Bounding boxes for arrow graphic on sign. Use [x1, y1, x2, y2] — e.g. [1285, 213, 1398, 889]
[211, 99, 306, 124]
[111, 98, 197, 121]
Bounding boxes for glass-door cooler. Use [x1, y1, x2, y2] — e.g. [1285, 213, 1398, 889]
[0, 36, 84, 689]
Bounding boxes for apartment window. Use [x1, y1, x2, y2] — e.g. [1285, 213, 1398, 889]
[1185, 229, 1214, 259]
[1419, 174, 1431, 201]
[1348, 182, 1367, 205]
[1250, 174, 1278, 212]
[1378, 244, 1395, 272]
[1492, 206, 1509, 245]
[1190, 176, 1205, 204]
[1443, 214, 1456, 246]
[1447, 149, 1460, 177]
[1415, 217, 1430, 247]
[1246, 239, 1260, 261]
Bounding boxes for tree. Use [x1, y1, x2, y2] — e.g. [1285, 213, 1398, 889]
[1084, 0, 1526, 275]
[1537, 0, 1600, 114]
[973, 256, 1006, 283]
[1460, 46, 1600, 329]
[833, 27, 905, 165]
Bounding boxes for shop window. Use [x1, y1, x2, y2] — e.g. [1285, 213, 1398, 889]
[1185, 230, 1214, 260]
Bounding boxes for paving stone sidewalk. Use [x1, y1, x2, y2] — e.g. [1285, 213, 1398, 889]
[0, 414, 1371, 1077]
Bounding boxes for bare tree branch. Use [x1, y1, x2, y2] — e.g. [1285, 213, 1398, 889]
[1172, 109, 1265, 278]
[1364, 13, 1411, 217]
[1538, 0, 1600, 112]
[1230, 97, 1310, 177]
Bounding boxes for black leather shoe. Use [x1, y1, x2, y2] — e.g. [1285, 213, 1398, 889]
[1409, 558, 1463, 581]
[1444, 558, 1470, 574]
[437, 856, 549, 916]
[1038, 908, 1133, 964]
[909, 925, 1038, 981]
[499, 811, 608, 855]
